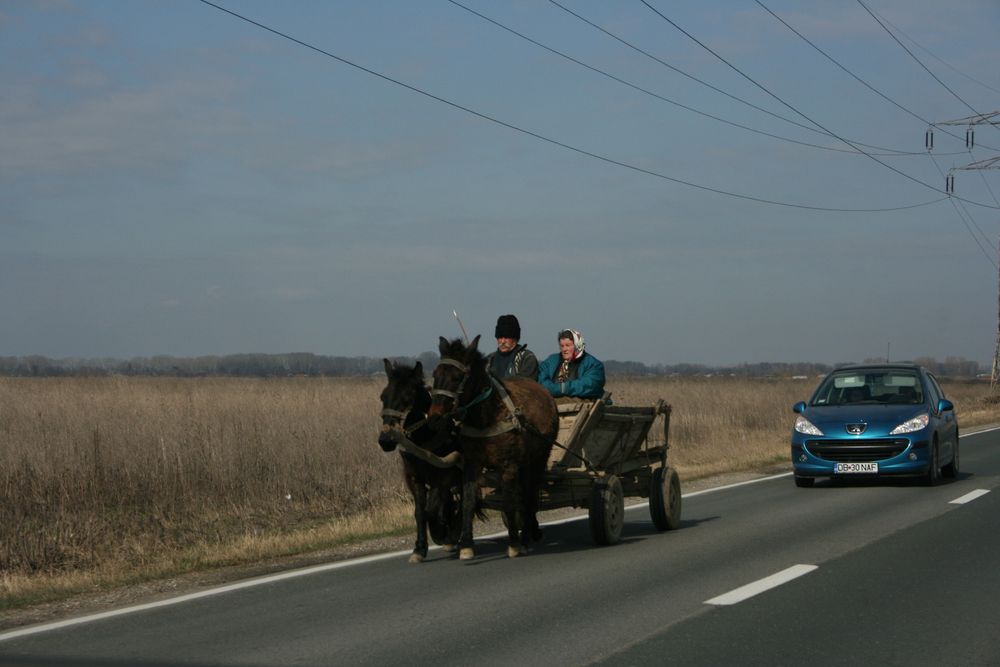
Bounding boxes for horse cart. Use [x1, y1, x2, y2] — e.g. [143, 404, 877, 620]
[382, 357, 681, 553]
[481, 394, 682, 546]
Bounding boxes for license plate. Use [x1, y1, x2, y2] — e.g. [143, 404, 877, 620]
[835, 462, 878, 474]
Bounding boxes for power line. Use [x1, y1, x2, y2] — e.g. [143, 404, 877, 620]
[757, 0, 997, 268]
[197, 0, 949, 214]
[928, 153, 997, 267]
[755, 0, 998, 153]
[448, 0, 960, 158]
[544, 0, 924, 157]
[971, 150, 1000, 209]
[858, 0, 994, 128]
[639, 0, 999, 211]
[865, 5, 1000, 99]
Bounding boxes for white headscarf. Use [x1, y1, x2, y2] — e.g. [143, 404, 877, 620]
[559, 329, 586, 360]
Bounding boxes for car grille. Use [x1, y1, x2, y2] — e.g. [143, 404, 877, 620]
[805, 439, 909, 462]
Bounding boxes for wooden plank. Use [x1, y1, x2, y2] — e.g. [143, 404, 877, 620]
[547, 398, 605, 470]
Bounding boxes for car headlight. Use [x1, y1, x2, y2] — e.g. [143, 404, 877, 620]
[889, 413, 930, 434]
[794, 415, 823, 436]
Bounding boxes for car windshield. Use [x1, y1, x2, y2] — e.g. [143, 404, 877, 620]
[811, 370, 923, 406]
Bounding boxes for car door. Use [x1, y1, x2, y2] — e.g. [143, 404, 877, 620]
[926, 372, 957, 460]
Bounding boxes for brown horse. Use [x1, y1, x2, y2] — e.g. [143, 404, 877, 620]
[429, 336, 558, 560]
[378, 359, 463, 563]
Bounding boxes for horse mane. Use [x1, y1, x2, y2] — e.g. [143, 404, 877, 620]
[438, 337, 493, 425]
[439, 337, 485, 372]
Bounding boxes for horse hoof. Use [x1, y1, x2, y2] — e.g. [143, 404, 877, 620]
[459, 548, 475, 560]
[507, 545, 528, 558]
[408, 553, 425, 564]
[442, 543, 457, 553]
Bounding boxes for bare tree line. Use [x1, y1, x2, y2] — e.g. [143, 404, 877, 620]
[0, 353, 985, 378]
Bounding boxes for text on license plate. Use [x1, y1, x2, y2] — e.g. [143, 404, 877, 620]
[835, 462, 878, 473]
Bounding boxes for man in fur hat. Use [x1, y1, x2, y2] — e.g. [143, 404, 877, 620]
[485, 314, 539, 380]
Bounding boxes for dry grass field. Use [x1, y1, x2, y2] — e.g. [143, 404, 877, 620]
[2, 374, 998, 609]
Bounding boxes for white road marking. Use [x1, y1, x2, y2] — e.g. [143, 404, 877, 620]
[961, 425, 1000, 437]
[705, 564, 818, 606]
[0, 550, 408, 642]
[498, 472, 796, 531]
[680, 472, 792, 499]
[950, 489, 990, 505]
[7, 425, 999, 641]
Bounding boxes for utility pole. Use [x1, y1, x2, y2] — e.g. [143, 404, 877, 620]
[994, 237, 1000, 390]
[927, 112, 1000, 388]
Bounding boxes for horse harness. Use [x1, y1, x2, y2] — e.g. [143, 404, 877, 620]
[381, 395, 462, 469]
[431, 357, 525, 439]
[391, 357, 589, 470]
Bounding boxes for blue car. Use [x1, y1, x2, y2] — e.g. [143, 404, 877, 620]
[791, 364, 959, 487]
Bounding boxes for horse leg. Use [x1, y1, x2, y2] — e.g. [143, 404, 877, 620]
[458, 469, 479, 560]
[441, 476, 461, 552]
[502, 465, 525, 557]
[410, 480, 429, 563]
[524, 456, 545, 544]
[516, 471, 537, 549]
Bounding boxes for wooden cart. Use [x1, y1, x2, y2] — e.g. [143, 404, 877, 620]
[482, 394, 682, 545]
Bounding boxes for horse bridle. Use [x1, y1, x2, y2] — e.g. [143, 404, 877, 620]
[380, 407, 410, 426]
[381, 379, 433, 434]
[429, 357, 471, 408]
[378, 358, 472, 439]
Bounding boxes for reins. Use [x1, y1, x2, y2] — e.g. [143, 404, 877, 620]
[430, 356, 496, 424]
[432, 357, 527, 439]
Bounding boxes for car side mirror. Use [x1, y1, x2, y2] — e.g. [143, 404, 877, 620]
[938, 398, 954, 413]
[792, 401, 807, 414]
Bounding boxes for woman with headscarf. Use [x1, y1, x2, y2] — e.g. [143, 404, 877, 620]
[537, 329, 605, 399]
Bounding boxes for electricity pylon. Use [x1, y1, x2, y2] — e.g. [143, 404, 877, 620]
[927, 112, 1000, 387]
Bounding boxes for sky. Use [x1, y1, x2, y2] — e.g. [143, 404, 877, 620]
[2, 0, 1000, 367]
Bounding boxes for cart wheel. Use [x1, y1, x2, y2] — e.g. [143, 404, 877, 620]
[589, 475, 625, 546]
[649, 466, 682, 531]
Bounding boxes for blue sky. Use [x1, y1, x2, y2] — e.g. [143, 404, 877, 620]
[2, 0, 999, 366]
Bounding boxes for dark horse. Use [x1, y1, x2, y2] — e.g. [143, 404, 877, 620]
[378, 359, 463, 563]
[430, 336, 558, 560]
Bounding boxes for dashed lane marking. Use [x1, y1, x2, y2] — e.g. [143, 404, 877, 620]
[950, 489, 991, 505]
[705, 564, 818, 606]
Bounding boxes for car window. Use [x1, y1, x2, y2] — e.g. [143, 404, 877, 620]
[926, 372, 944, 405]
[811, 369, 922, 406]
[882, 372, 923, 404]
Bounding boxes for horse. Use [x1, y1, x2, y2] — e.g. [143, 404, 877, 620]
[429, 336, 558, 560]
[378, 359, 464, 563]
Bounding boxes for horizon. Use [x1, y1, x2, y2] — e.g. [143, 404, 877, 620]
[0, 348, 985, 373]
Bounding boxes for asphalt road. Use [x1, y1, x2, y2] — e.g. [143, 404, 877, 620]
[2, 428, 998, 666]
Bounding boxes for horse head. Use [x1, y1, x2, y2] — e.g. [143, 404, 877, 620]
[378, 358, 429, 452]
[429, 335, 483, 420]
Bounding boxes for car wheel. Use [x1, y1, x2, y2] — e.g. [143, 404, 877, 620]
[941, 437, 960, 479]
[922, 441, 940, 486]
[794, 475, 814, 488]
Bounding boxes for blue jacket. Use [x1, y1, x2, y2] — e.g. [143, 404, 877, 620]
[538, 352, 606, 399]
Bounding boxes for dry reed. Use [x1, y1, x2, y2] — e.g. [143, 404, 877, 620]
[1, 374, 997, 608]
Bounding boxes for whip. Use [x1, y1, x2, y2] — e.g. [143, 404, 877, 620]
[452, 309, 470, 344]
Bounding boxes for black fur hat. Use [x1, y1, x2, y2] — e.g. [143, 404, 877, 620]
[495, 314, 521, 340]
